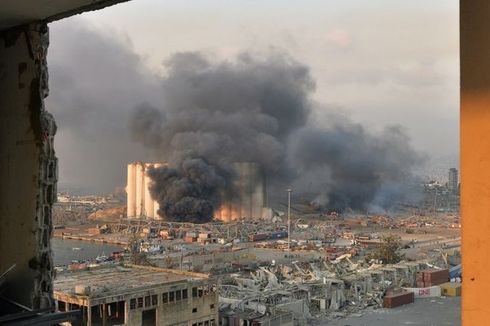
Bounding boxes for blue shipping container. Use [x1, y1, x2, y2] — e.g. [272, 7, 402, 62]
[270, 231, 288, 239]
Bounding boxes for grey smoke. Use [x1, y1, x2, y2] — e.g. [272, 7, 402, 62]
[289, 123, 425, 212]
[130, 52, 425, 221]
[46, 20, 160, 194]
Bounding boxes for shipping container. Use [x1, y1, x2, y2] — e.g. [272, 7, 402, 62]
[249, 233, 269, 242]
[416, 272, 424, 281]
[416, 281, 426, 288]
[422, 269, 449, 285]
[439, 282, 462, 297]
[383, 290, 414, 308]
[270, 231, 288, 239]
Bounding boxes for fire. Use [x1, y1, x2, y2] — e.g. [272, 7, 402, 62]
[214, 203, 241, 223]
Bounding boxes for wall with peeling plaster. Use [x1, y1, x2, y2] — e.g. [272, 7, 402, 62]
[0, 23, 57, 309]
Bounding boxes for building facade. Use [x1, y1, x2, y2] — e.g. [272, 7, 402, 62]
[448, 168, 459, 195]
[54, 265, 218, 326]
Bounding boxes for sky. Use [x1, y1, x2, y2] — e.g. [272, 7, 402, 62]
[46, 0, 459, 194]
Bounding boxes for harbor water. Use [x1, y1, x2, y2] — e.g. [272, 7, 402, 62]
[51, 238, 123, 266]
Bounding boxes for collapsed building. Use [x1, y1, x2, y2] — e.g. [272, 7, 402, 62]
[218, 259, 437, 325]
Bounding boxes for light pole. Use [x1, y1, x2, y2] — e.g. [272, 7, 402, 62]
[287, 188, 292, 253]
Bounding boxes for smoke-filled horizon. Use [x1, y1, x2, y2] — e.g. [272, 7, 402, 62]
[130, 52, 426, 221]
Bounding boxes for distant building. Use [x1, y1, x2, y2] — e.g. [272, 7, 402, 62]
[54, 265, 218, 325]
[448, 168, 459, 194]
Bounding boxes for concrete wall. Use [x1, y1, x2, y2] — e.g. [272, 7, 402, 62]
[0, 23, 56, 309]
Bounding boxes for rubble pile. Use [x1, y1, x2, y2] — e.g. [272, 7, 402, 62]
[218, 257, 440, 323]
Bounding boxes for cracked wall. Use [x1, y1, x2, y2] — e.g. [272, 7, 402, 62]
[0, 23, 57, 309]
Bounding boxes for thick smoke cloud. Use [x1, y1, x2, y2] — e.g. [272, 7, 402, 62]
[289, 122, 425, 212]
[131, 52, 314, 221]
[130, 52, 425, 221]
[131, 52, 312, 168]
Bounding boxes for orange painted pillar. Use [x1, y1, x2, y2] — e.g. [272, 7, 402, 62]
[461, 1, 490, 324]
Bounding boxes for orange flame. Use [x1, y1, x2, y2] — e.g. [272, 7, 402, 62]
[214, 203, 241, 223]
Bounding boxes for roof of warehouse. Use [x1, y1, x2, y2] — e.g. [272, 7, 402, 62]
[54, 265, 206, 298]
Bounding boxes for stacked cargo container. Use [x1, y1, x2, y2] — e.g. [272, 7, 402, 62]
[416, 268, 449, 287]
[248, 231, 288, 242]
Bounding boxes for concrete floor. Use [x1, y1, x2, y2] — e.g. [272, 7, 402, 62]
[316, 297, 460, 326]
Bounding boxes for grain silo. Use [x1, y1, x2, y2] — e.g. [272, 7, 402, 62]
[135, 162, 145, 217]
[144, 163, 154, 218]
[126, 163, 137, 217]
[126, 161, 166, 219]
[215, 162, 267, 222]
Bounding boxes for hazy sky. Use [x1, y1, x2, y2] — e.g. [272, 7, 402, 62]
[47, 0, 459, 194]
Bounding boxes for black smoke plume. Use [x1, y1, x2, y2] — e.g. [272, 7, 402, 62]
[130, 52, 313, 221]
[130, 52, 424, 221]
[147, 158, 228, 223]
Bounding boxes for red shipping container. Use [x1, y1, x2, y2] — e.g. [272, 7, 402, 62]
[416, 281, 426, 288]
[249, 233, 269, 242]
[423, 269, 449, 282]
[424, 281, 443, 287]
[383, 290, 414, 308]
[427, 279, 447, 286]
